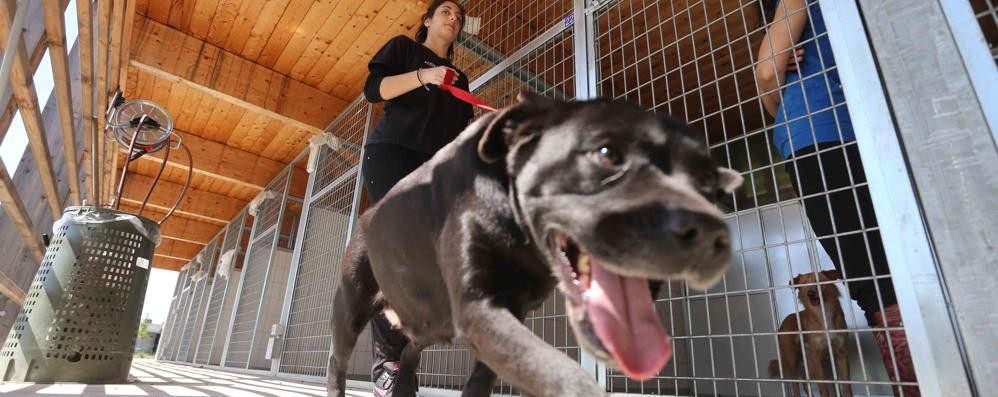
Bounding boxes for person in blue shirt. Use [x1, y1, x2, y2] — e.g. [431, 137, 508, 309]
[755, 1, 919, 395]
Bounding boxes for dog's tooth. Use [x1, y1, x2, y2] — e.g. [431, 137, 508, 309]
[578, 254, 591, 275]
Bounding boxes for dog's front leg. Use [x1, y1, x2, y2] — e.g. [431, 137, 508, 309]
[461, 361, 497, 397]
[459, 300, 606, 397]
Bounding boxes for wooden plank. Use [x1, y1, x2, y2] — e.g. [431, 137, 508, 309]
[117, 171, 247, 224]
[269, 0, 339, 74]
[119, 202, 222, 245]
[152, 255, 188, 271]
[42, 0, 82, 207]
[78, 0, 97, 202]
[222, 0, 267, 53]
[129, 18, 349, 127]
[256, 0, 323, 68]
[0, 269, 26, 305]
[145, 0, 170, 23]
[0, 0, 63, 218]
[167, 0, 197, 31]
[129, 129, 285, 191]
[136, 0, 148, 16]
[0, 1, 51, 143]
[287, 0, 366, 82]
[0, 164, 45, 263]
[130, 60, 331, 135]
[157, 239, 205, 260]
[117, 0, 137, 90]
[97, 0, 112, 204]
[108, 0, 125, 92]
[237, 0, 291, 60]
[188, 0, 220, 40]
[205, 0, 239, 46]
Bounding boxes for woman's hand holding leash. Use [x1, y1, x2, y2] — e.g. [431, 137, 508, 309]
[417, 66, 456, 87]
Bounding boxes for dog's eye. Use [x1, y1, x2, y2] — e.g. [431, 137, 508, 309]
[590, 146, 623, 167]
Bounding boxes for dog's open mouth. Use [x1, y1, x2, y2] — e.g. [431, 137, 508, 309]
[551, 233, 672, 381]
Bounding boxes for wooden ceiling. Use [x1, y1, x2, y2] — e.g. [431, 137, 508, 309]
[115, 0, 428, 270]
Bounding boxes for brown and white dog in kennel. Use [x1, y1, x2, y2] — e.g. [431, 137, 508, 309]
[769, 270, 853, 397]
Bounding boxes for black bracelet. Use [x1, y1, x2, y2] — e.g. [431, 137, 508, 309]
[416, 68, 431, 91]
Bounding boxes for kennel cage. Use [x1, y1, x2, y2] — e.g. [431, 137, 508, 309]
[157, 0, 995, 395]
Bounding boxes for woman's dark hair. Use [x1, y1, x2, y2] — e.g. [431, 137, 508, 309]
[414, 0, 466, 59]
[759, 0, 778, 23]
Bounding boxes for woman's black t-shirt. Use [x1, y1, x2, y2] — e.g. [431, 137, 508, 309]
[364, 35, 474, 155]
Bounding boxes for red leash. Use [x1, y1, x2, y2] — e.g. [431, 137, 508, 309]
[440, 69, 498, 112]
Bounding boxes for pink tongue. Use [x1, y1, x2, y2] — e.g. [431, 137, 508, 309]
[585, 261, 672, 380]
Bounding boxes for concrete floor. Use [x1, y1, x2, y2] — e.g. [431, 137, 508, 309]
[0, 360, 372, 397]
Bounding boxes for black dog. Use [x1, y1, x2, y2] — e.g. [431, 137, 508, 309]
[326, 92, 743, 397]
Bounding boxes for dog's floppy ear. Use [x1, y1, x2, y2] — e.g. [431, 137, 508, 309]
[791, 274, 802, 287]
[717, 167, 744, 194]
[820, 269, 842, 281]
[478, 91, 554, 163]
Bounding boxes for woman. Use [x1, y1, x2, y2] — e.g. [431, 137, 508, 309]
[360, 1, 473, 396]
[755, 1, 919, 395]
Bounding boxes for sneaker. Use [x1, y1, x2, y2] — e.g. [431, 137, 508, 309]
[373, 361, 400, 397]
[872, 304, 921, 397]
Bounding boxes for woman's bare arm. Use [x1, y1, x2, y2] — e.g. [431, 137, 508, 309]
[755, 0, 809, 117]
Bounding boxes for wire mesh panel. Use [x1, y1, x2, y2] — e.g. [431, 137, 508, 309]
[257, 170, 291, 233]
[223, 164, 295, 370]
[454, 0, 574, 83]
[224, 229, 277, 369]
[416, 6, 579, 394]
[163, 266, 194, 362]
[970, 0, 998, 62]
[156, 268, 186, 361]
[591, 0, 916, 395]
[278, 100, 370, 379]
[194, 211, 247, 365]
[176, 237, 221, 363]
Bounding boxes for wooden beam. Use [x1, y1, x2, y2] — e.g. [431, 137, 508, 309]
[42, 0, 82, 207]
[97, 0, 111, 205]
[77, 0, 97, 203]
[108, 0, 125, 91]
[118, 202, 222, 245]
[0, 0, 57, 143]
[0, 0, 63, 219]
[0, 269, 25, 305]
[156, 238, 204, 261]
[0, 164, 45, 263]
[117, 0, 136, 89]
[152, 255, 188, 271]
[105, 0, 125, 207]
[130, 17, 349, 132]
[132, 130, 285, 191]
[129, 60, 327, 136]
[117, 171, 247, 225]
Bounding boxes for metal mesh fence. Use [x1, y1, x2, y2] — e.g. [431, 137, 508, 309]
[150, 1, 966, 395]
[156, 268, 186, 361]
[592, 0, 912, 395]
[176, 236, 220, 363]
[163, 267, 194, 361]
[194, 210, 249, 365]
[224, 229, 276, 369]
[278, 99, 370, 378]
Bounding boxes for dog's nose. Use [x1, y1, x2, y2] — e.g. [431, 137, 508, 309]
[807, 290, 817, 299]
[667, 209, 729, 255]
